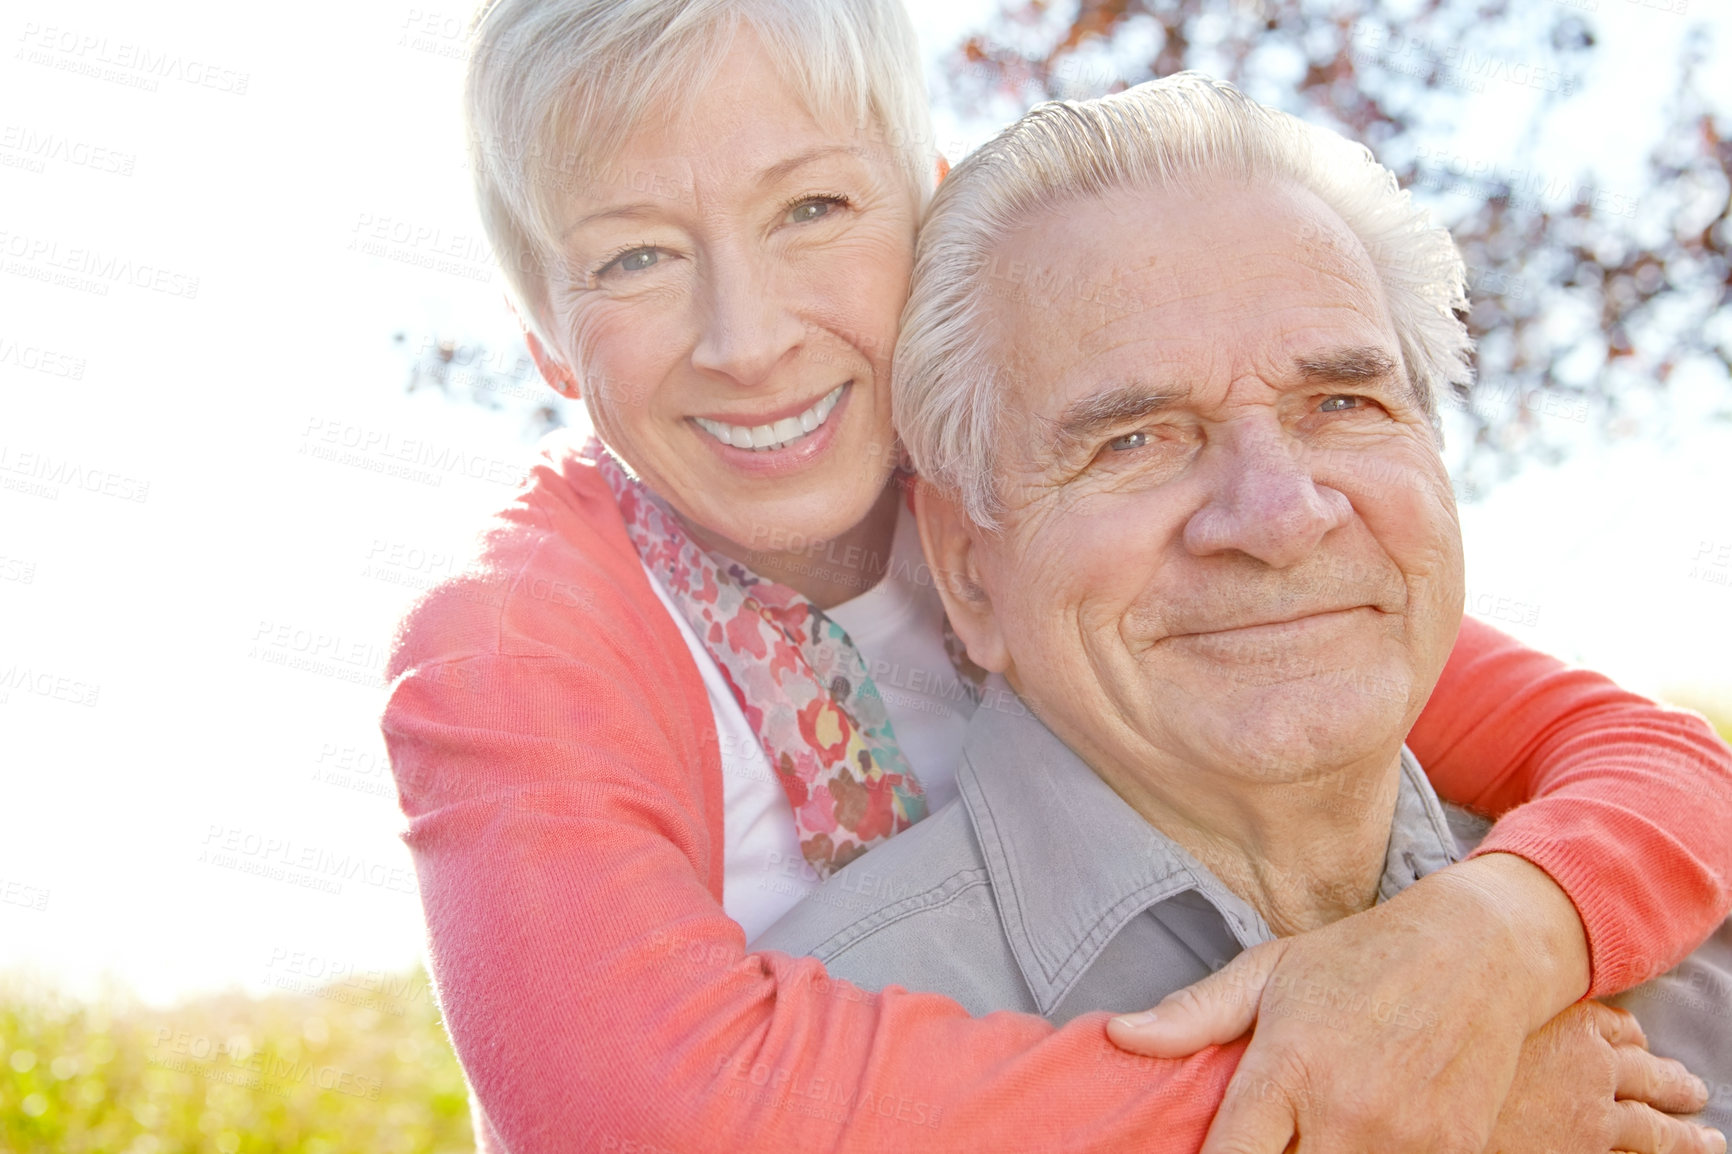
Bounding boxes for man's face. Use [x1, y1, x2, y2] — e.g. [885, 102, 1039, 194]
[932, 178, 1464, 788]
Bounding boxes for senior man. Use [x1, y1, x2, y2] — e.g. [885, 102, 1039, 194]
[756, 75, 1731, 1150]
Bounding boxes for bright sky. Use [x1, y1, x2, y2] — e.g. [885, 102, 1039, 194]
[2, 0, 1729, 1006]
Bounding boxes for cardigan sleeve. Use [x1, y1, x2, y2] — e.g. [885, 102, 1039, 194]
[1408, 615, 1732, 996]
[384, 649, 1242, 1154]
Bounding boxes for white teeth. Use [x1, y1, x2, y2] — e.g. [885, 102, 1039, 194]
[694, 384, 846, 452]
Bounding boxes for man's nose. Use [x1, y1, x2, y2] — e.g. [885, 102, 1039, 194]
[1182, 421, 1353, 568]
[690, 246, 805, 388]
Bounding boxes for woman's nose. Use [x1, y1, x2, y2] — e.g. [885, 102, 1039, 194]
[1182, 421, 1354, 568]
[690, 248, 806, 388]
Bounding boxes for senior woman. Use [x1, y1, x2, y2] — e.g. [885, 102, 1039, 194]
[381, 1, 1732, 1151]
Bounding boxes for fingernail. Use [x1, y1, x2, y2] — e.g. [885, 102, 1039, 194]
[1111, 1010, 1158, 1029]
[1691, 1074, 1710, 1098]
[1700, 1125, 1726, 1154]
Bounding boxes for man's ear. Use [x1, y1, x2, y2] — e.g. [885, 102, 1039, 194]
[935, 154, 951, 186]
[913, 478, 1009, 674]
[523, 329, 581, 400]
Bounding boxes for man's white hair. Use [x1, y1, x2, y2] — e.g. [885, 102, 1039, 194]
[895, 72, 1474, 527]
[464, 0, 936, 344]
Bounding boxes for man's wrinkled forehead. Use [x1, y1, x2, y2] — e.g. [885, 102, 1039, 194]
[983, 180, 1409, 411]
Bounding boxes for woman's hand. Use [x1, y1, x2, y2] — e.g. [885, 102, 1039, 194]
[1483, 1000, 1720, 1154]
[1105, 852, 1722, 1153]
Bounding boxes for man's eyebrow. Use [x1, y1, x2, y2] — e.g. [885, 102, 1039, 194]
[1294, 347, 1400, 384]
[1048, 382, 1181, 454]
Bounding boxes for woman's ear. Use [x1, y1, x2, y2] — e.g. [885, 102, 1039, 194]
[523, 327, 581, 400]
[935, 154, 951, 186]
[913, 478, 1009, 674]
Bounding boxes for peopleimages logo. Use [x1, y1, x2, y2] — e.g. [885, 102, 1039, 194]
[0, 336, 87, 379]
[14, 23, 250, 95]
[0, 444, 149, 503]
[0, 124, 136, 176]
[299, 417, 530, 488]
[0, 230, 199, 299]
[198, 825, 418, 897]
[0, 664, 101, 707]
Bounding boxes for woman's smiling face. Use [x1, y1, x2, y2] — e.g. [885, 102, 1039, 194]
[538, 28, 921, 560]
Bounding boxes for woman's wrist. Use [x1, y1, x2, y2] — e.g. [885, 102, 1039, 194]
[1426, 851, 1592, 1030]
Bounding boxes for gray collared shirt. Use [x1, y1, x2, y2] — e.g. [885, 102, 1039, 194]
[756, 690, 1463, 1022]
[755, 690, 1732, 1130]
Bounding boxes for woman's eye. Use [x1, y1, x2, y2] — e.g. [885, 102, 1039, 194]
[1319, 395, 1362, 413]
[785, 197, 842, 225]
[603, 248, 660, 276]
[1108, 430, 1151, 452]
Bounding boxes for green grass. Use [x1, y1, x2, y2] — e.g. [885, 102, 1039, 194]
[0, 971, 473, 1154]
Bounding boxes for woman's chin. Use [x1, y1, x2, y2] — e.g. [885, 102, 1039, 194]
[689, 486, 888, 564]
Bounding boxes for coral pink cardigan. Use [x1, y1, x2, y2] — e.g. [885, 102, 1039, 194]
[383, 435, 1732, 1154]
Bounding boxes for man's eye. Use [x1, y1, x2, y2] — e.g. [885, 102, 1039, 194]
[1108, 431, 1151, 451]
[1319, 395, 1362, 413]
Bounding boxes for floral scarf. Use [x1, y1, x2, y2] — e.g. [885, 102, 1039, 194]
[593, 439, 930, 877]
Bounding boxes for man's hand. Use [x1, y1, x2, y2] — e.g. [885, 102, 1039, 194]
[1105, 853, 1722, 1153]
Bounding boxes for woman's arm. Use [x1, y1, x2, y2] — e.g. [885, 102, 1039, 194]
[385, 650, 1242, 1153]
[1411, 614, 1732, 993]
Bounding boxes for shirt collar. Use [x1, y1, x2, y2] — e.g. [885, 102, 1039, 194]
[955, 679, 1462, 1015]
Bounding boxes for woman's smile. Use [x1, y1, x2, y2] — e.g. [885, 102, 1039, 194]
[692, 381, 848, 452]
[688, 380, 856, 479]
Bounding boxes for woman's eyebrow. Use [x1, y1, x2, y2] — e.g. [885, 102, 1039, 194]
[756, 144, 865, 187]
[563, 201, 666, 236]
[560, 146, 863, 239]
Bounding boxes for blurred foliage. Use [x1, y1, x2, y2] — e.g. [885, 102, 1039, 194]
[395, 331, 571, 442]
[0, 972, 471, 1154]
[937, 0, 1732, 497]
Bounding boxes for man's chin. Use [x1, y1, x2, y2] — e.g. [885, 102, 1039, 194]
[1188, 712, 1406, 786]
[1150, 670, 1414, 768]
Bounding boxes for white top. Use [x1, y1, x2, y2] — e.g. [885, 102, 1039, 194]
[638, 503, 975, 943]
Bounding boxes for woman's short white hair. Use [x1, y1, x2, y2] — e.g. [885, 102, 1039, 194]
[895, 72, 1474, 527]
[464, 0, 935, 342]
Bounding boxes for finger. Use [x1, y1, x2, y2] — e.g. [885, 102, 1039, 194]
[1108, 940, 1289, 1058]
[1198, 1070, 1300, 1154]
[1613, 1045, 1711, 1114]
[1583, 1000, 1649, 1050]
[1610, 1100, 1728, 1154]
